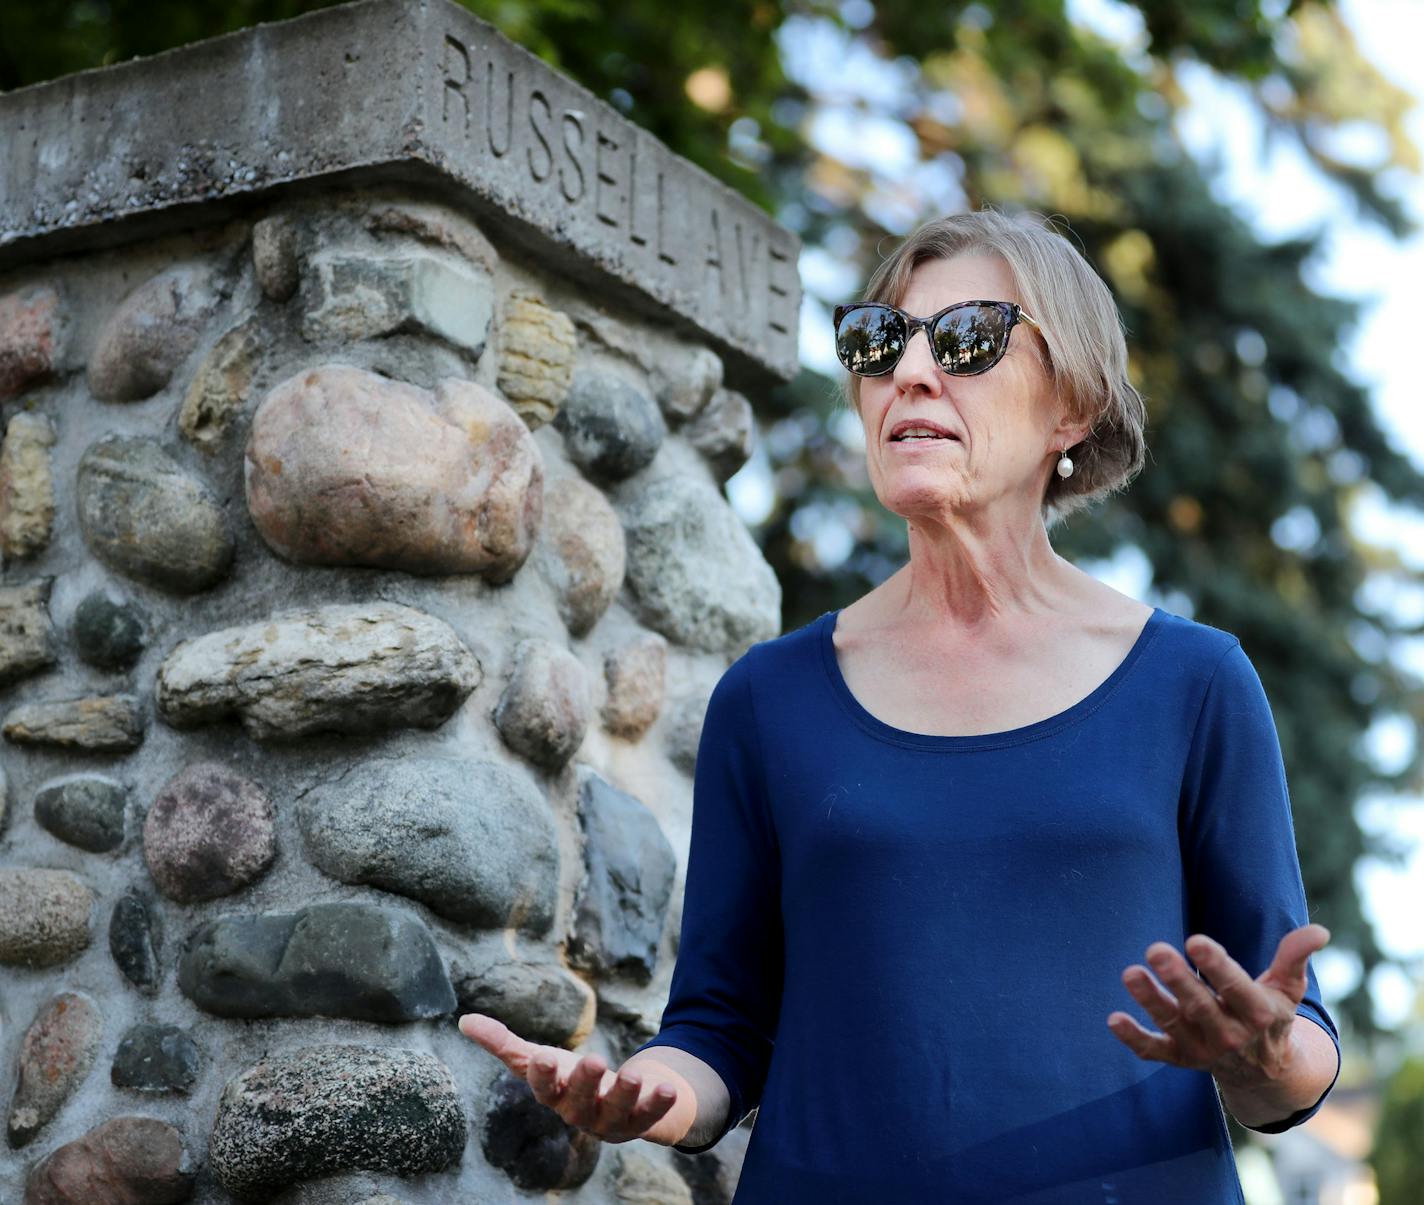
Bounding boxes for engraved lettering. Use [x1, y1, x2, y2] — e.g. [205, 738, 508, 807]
[729, 219, 752, 308]
[767, 235, 793, 335]
[486, 59, 515, 158]
[595, 129, 623, 229]
[656, 170, 676, 266]
[737, 225, 765, 329]
[442, 35, 470, 131]
[629, 136, 649, 246]
[559, 110, 586, 203]
[528, 90, 554, 182]
[705, 206, 724, 311]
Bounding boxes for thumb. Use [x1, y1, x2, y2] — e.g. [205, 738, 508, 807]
[1261, 923, 1330, 1001]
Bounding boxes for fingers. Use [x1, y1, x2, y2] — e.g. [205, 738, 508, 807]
[458, 1013, 680, 1140]
[616, 1074, 683, 1137]
[525, 1047, 676, 1138]
[458, 1013, 536, 1068]
[599, 1064, 644, 1116]
[1106, 1010, 1177, 1063]
[1145, 941, 1252, 1057]
[1185, 934, 1279, 1031]
[527, 1047, 564, 1104]
[1120, 964, 1180, 1031]
[1114, 929, 1332, 1073]
[561, 1052, 610, 1127]
[1261, 924, 1330, 1002]
[596, 1064, 674, 1136]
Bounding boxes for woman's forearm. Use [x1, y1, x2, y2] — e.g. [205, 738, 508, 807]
[1215, 1015, 1339, 1129]
[620, 1047, 731, 1148]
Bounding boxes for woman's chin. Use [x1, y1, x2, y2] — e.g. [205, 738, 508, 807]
[877, 478, 971, 515]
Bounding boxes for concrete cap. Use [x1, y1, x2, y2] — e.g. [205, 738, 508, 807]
[0, 0, 802, 387]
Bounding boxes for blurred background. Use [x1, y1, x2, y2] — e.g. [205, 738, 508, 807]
[4, 0, 1421, 1198]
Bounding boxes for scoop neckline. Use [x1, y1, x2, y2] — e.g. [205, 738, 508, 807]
[818, 605, 1166, 751]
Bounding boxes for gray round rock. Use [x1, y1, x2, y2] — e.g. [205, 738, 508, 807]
[554, 371, 665, 483]
[177, 901, 456, 1022]
[208, 1044, 466, 1199]
[71, 587, 148, 670]
[111, 1023, 202, 1094]
[33, 774, 128, 853]
[654, 344, 723, 425]
[76, 435, 235, 594]
[297, 756, 558, 935]
[620, 474, 781, 656]
[684, 384, 755, 482]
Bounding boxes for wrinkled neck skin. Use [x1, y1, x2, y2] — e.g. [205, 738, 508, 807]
[892, 495, 1079, 634]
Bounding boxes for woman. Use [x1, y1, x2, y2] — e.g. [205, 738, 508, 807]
[459, 208, 1342, 1202]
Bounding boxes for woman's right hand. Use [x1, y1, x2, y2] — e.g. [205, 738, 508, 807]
[457, 1012, 689, 1146]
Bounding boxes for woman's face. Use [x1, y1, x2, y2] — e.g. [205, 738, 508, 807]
[856, 252, 1064, 525]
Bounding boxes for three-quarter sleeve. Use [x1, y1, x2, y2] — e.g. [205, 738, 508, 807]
[630, 651, 784, 1153]
[1178, 639, 1342, 1133]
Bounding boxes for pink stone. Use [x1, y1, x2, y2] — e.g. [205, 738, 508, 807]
[244, 364, 543, 580]
[7, 992, 102, 1148]
[142, 762, 276, 903]
[493, 638, 592, 769]
[537, 475, 625, 636]
[602, 632, 668, 739]
[23, 1115, 194, 1204]
[0, 286, 62, 401]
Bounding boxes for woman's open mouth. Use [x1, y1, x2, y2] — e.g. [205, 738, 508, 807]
[889, 434, 959, 449]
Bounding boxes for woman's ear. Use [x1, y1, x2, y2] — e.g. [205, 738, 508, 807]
[1050, 413, 1094, 452]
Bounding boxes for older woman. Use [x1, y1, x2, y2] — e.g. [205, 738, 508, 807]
[459, 208, 1342, 1202]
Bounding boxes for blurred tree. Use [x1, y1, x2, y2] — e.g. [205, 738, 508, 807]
[4, 0, 1422, 1040]
[1371, 1054, 1424, 1202]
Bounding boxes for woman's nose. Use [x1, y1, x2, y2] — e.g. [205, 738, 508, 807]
[892, 326, 943, 394]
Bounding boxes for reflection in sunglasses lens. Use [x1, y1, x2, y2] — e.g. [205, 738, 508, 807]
[836, 303, 1015, 376]
[934, 305, 1007, 373]
[836, 306, 904, 375]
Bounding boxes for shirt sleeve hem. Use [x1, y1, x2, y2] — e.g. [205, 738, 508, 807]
[1239, 1007, 1342, 1134]
[630, 1034, 750, 1154]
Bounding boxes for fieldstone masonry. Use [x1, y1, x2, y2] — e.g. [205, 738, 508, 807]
[0, 0, 798, 1200]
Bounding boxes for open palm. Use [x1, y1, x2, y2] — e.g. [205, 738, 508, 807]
[1107, 923, 1330, 1088]
[457, 1012, 685, 1144]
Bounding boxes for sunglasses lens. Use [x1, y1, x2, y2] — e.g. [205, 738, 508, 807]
[835, 305, 905, 376]
[933, 304, 1010, 374]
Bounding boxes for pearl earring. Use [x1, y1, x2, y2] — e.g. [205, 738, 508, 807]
[1056, 448, 1074, 479]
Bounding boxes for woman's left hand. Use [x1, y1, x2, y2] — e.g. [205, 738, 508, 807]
[1107, 923, 1330, 1090]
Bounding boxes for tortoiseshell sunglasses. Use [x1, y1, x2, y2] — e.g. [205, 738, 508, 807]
[833, 300, 1041, 377]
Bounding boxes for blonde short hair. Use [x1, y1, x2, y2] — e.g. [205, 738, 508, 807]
[839, 206, 1148, 528]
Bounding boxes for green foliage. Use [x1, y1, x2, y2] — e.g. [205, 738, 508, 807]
[1372, 1055, 1424, 1202]
[4, 0, 1422, 1041]
[0, 1, 346, 87]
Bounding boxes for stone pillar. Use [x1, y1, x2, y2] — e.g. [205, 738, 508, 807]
[0, 0, 799, 1200]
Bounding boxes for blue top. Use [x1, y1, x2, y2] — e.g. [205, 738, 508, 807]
[632, 605, 1341, 1203]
